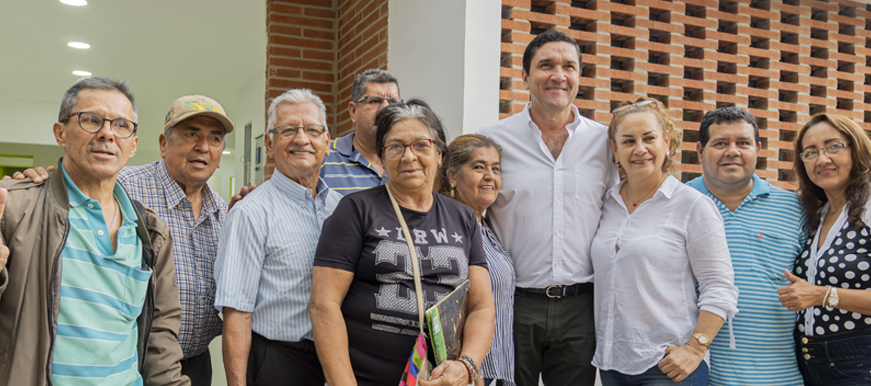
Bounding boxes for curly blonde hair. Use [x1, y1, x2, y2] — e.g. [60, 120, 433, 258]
[607, 97, 682, 175]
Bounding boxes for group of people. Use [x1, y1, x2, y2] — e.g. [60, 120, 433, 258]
[0, 27, 869, 386]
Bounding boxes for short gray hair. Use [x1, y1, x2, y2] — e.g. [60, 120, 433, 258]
[351, 69, 399, 102]
[267, 89, 328, 138]
[58, 77, 137, 122]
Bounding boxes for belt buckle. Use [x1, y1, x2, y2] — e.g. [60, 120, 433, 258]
[545, 285, 564, 298]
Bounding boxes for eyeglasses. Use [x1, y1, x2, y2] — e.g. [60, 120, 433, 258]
[611, 100, 657, 114]
[382, 139, 434, 159]
[800, 142, 851, 162]
[355, 95, 403, 106]
[63, 112, 138, 139]
[269, 124, 326, 139]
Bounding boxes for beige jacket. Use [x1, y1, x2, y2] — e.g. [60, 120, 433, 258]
[0, 167, 189, 386]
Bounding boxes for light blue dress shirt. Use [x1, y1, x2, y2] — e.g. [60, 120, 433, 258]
[214, 170, 341, 341]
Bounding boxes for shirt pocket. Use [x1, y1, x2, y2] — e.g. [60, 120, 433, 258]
[574, 165, 605, 205]
[749, 230, 796, 284]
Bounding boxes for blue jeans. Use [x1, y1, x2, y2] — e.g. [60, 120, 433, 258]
[796, 330, 871, 386]
[600, 360, 709, 386]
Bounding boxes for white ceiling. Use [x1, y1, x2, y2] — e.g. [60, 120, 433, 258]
[0, 0, 266, 155]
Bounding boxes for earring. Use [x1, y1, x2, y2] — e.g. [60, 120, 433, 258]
[450, 183, 456, 198]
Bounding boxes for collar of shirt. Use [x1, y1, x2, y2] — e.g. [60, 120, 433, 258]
[608, 174, 681, 205]
[61, 164, 138, 224]
[522, 104, 582, 161]
[334, 132, 381, 176]
[156, 159, 221, 217]
[687, 174, 771, 211]
[61, 163, 140, 261]
[271, 169, 332, 207]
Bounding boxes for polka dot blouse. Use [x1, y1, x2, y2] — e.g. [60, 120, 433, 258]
[795, 203, 871, 336]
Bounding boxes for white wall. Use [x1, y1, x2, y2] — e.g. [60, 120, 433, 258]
[232, 70, 267, 194]
[388, 0, 501, 141]
[0, 97, 62, 146]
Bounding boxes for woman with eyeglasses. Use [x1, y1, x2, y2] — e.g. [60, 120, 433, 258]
[590, 98, 738, 385]
[310, 99, 495, 386]
[777, 114, 871, 386]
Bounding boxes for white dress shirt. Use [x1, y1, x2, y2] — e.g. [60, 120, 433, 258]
[590, 176, 739, 375]
[479, 104, 619, 288]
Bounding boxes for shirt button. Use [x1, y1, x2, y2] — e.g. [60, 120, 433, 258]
[556, 199, 562, 204]
[555, 231, 560, 236]
[97, 230, 104, 236]
[804, 354, 811, 360]
[87, 204, 94, 209]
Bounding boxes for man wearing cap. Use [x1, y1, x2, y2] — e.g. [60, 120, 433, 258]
[319, 69, 400, 195]
[117, 95, 233, 386]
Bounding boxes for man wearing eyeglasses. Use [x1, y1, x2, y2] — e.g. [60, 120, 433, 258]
[687, 107, 806, 386]
[12, 95, 234, 386]
[0, 77, 189, 386]
[214, 89, 341, 386]
[320, 69, 401, 195]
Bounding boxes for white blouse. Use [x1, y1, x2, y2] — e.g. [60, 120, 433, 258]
[590, 176, 739, 375]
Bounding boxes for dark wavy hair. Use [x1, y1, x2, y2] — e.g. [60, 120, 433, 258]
[794, 114, 871, 232]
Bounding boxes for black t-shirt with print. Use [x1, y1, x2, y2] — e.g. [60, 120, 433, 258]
[795, 221, 871, 336]
[314, 185, 487, 386]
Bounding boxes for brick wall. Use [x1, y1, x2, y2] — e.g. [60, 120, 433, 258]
[499, 0, 871, 189]
[335, 0, 389, 136]
[264, 0, 388, 178]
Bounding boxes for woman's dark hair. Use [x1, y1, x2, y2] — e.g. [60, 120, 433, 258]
[437, 134, 503, 198]
[374, 99, 449, 168]
[794, 113, 871, 232]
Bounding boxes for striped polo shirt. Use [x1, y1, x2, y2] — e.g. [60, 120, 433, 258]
[320, 133, 386, 195]
[687, 174, 806, 386]
[52, 165, 150, 386]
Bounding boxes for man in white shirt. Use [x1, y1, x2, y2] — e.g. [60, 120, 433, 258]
[479, 30, 618, 386]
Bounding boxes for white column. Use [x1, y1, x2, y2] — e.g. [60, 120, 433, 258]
[388, 0, 501, 140]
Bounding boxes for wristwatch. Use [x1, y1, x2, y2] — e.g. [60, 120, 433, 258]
[827, 287, 841, 308]
[692, 333, 711, 348]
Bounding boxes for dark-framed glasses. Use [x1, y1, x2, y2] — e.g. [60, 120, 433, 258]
[63, 112, 138, 139]
[800, 142, 851, 162]
[269, 124, 326, 139]
[355, 95, 403, 106]
[382, 139, 434, 159]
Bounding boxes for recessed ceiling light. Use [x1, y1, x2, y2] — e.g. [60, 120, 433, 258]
[68, 42, 90, 49]
[72, 70, 92, 76]
[60, 0, 87, 6]
[222, 151, 231, 155]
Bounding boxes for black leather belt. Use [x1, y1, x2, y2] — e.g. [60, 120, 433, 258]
[515, 283, 593, 298]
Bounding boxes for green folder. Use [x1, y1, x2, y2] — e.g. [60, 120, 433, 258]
[426, 280, 470, 365]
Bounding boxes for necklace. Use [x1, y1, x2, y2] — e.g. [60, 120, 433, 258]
[625, 175, 666, 207]
[109, 198, 119, 229]
[830, 203, 844, 216]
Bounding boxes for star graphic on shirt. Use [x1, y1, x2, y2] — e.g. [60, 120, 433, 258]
[451, 232, 463, 244]
[376, 227, 391, 237]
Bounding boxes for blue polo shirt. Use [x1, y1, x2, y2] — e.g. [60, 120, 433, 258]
[319, 133, 385, 195]
[687, 174, 806, 386]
